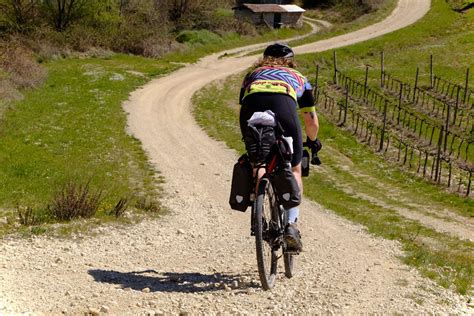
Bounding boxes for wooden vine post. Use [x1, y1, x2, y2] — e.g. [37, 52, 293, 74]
[342, 84, 349, 126]
[314, 62, 320, 99]
[413, 67, 419, 104]
[379, 100, 388, 152]
[364, 66, 369, 102]
[435, 125, 444, 182]
[430, 54, 434, 88]
[380, 51, 385, 87]
[397, 83, 403, 124]
[444, 102, 451, 153]
[333, 51, 338, 85]
[464, 68, 470, 105]
[453, 86, 460, 125]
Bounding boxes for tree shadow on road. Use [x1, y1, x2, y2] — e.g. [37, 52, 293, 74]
[88, 269, 258, 293]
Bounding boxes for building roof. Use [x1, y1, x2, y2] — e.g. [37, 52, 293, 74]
[232, 3, 305, 13]
[279, 5, 305, 13]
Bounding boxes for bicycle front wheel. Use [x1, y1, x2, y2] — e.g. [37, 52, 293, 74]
[284, 253, 294, 278]
[254, 176, 278, 290]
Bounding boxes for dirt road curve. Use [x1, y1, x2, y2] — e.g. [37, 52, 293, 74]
[2, 0, 471, 314]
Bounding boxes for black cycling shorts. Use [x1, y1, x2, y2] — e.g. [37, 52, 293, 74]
[240, 93, 302, 167]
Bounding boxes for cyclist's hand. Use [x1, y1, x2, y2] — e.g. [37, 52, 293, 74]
[306, 137, 322, 165]
[306, 137, 322, 152]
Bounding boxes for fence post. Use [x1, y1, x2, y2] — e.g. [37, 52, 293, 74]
[364, 65, 369, 102]
[453, 86, 460, 125]
[333, 51, 338, 85]
[430, 54, 434, 88]
[379, 100, 388, 152]
[444, 102, 451, 153]
[342, 83, 349, 126]
[397, 83, 403, 124]
[316, 63, 320, 88]
[464, 68, 470, 105]
[435, 125, 444, 182]
[467, 171, 472, 197]
[314, 62, 320, 98]
[413, 67, 419, 104]
[380, 51, 385, 88]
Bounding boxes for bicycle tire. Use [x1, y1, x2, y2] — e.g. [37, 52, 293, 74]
[254, 177, 278, 290]
[284, 253, 294, 278]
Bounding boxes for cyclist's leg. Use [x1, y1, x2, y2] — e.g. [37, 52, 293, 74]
[287, 163, 302, 224]
[276, 96, 303, 225]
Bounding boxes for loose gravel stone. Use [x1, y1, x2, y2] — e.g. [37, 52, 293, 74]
[100, 305, 110, 313]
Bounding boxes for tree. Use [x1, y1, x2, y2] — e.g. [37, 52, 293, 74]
[42, 0, 88, 31]
[0, 0, 40, 32]
[168, 0, 189, 21]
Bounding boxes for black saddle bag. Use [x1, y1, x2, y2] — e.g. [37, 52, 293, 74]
[229, 154, 253, 212]
[243, 124, 276, 163]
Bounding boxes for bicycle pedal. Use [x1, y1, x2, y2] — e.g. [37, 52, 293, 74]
[285, 250, 300, 255]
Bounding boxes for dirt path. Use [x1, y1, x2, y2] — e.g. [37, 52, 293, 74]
[2, 0, 471, 314]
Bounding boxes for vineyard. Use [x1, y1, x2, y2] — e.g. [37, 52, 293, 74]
[314, 52, 473, 196]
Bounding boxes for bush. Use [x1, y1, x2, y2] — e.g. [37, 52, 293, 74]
[0, 38, 47, 89]
[17, 206, 40, 226]
[446, 0, 474, 11]
[175, 29, 222, 45]
[108, 198, 129, 218]
[135, 196, 160, 213]
[48, 180, 103, 221]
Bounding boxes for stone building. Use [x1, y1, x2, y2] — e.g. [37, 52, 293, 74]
[232, 4, 305, 28]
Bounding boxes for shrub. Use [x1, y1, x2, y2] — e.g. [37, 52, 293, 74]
[175, 29, 222, 45]
[135, 196, 160, 213]
[48, 180, 103, 221]
[0, 38, 47, 89]
[108, 198, 129, 218]
[17, 205, 40, 226]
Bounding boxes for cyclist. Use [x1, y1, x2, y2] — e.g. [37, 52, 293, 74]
[239, 43, 321, 252]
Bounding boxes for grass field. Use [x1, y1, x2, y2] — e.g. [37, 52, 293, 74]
[0, 55, 178, 235]
[193, 0, 473, 295]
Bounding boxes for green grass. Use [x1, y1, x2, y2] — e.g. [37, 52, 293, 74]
[191, 0, 474, 292]
[165, 23, 313, 64]
[0, 54, 178, 235]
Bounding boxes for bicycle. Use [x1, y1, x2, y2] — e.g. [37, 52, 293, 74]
[249, 134, 320, 290]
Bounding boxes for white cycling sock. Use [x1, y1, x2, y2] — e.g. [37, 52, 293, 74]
[287, 207, 299, 224]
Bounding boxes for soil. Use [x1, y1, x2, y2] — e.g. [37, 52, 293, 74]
[1, 0, 472, 314]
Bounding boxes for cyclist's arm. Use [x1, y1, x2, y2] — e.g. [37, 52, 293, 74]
[239, 73, 251, 105]
[239, 87, 245, 105]
[298, 85, 319, 141]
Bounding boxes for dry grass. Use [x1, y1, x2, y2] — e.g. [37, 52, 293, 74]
[0, 38, 46, 90]
[135, 196, 160, 213]
[17, 206, 40, 226]
[108, 198, 129, 218]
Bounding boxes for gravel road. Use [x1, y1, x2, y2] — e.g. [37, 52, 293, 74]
[2, 0, 471, 314]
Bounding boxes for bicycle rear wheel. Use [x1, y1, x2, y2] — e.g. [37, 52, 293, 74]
[254, 177, 278, 290]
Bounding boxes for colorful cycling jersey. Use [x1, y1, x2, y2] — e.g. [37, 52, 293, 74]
[241, 66, 313, 102]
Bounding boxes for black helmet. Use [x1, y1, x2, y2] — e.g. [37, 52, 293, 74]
[263, 43, 294, 58]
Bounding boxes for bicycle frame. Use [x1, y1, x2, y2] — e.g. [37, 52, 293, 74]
[249, 154, 287, 249]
